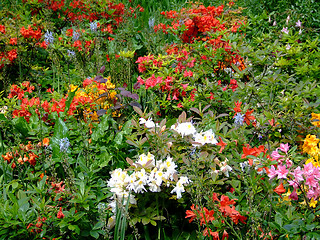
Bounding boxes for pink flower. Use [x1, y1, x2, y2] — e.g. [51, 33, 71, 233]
[295, 20, 302, 28]
[271, 150, 284, 161]
[279, 143, 290, 153]
[303, 163, 314, 176]
[281, 27, 289, 34]
[312, 167, 320, 181]
[293, 167, 304, 182]
[288, 180, 299, 189]
[137, 76, 144, 85]
[183, 70, 193, 77]
[305, 176, 318, 188]
[267, 165, 278, 180]
[276, 165, 289, 179]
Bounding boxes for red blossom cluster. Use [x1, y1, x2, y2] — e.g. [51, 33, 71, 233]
[0, 140, 47, 169]
[0, 24, 46, 69]
[27, 216, 47, 234]
[186, 192, 246, 239]
[156, 4, 244, 44]
[20, 25, 42, 40]
[0, 49, 18, 69]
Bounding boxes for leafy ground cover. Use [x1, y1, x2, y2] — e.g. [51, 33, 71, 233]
[0, 0, 320, 239]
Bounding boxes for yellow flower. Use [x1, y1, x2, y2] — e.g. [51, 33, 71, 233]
[302, 134, 319, 157]
[309, 198, 318, 208]
[305, 157, 320, 168]
[311, 113, 320, 128]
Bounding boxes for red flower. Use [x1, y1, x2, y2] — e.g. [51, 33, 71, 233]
[233, 101, 242, 113]
[0, 25, 5, 34]
[9, 38, 17, 45]
[7, 49, 17, 62]
[185, 204, 198, 223]
[217, 136, 227, 153]
[57, 207, 65, 219]
[244, 109, 256, 126]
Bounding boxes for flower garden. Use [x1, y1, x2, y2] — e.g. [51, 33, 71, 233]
[0, 0, 320, 239]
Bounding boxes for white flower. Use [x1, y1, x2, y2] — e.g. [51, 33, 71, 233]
[286, 44, 291, 50]
[193, 129, 218, 146]
[135, 152, 155, 169]
[299, 29, 302, 35]
[273, 21, 277, 26]
[133, 179, 147, 193]
[220, 160, 232, 177]
[139, 118, 156, 128]
[174, 122, 197, 137]
[170, 176, 191, 199]
[286, 15, 290, 25]
[171, 181, 184, 199]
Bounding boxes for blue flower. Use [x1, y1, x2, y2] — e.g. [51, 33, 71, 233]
[72, 32, 80, 41]
[59, 137, 70, 152]
[44, 30, 54, 45]
[90, 22, 98, 32]
[67, 50, 75, 57]
[234, 113, 244, 126]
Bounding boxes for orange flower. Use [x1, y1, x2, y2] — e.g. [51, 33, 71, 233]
[42, 138, 50, 147]
[274, 183, 286, 196]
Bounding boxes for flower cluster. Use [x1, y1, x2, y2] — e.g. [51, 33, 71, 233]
[171, 121, 218, 147]
[107, 153, 190, 226]
[1, 139, 49, 169]
[267, 142, 320, 207]
[186, 192, 246, 238]
[7, 77, 117, 122]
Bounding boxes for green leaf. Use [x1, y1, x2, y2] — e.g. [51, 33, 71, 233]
[64, 88, 77, 115]
[275, 213, 283, 228]
[90, 230, 99, 239]
[53, 117, 68, 139]
[12, 117, 30, 137]
[93, 221, 104, 230]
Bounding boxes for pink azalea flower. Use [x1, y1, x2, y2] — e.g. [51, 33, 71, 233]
[293, 166, 304, 182]
[312, 167, 320, 181]
[303, 163, 314, 176]
[267, 165, 278, 179]
[276, 165, 289, 179]
[295, 20, 302, 28]
[305, 176, 317, 188]
[271, 150, 283, 161]
[279, 143, 290, 153]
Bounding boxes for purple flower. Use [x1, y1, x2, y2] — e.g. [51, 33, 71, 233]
[289, 189, 298, 200]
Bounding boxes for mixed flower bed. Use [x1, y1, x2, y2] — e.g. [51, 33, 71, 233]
[0, 0, 320, 239]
